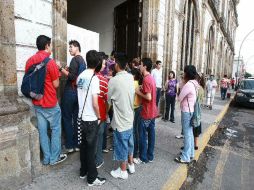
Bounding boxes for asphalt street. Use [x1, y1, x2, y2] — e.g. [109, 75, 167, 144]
[180, 105, 254, 190]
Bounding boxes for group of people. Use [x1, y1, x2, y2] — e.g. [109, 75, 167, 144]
[25, 35, 231, 187]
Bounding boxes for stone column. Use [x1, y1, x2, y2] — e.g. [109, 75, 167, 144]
[52, 0, 67, 101]
[141, 0, 160, 62]
[0, 0, 40, 189]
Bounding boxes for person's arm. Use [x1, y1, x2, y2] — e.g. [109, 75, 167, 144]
[52, 78, 59, 88]
[92, 94, 100, 119]
[135, 88, 152, 101]
[178, 82, 190, 102]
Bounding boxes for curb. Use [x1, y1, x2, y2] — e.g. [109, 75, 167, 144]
[162, 96, 234, 190]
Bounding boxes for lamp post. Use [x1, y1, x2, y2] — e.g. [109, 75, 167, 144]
[237, 28, 254, 83]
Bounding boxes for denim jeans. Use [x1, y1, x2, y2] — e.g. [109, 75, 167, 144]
[96, 122, 106, 164]
[156, 88, 161, 107]
[113, 128, 134, 161]
[220, 87, 227, 100]
[133, 106, 142, 158]
[102, 123, 108, 150]
[139, 118, 155, 162]
[180, 112, 194, 162]
[80, 120, 99, 183]
[34, 103, 62, 165]
[61, 89, 79, 149]
[164, 95, 176, 121]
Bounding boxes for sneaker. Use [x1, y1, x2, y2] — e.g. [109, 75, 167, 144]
[74, 148, 80, 152]
[170, 120, 175, 123]
[96, 161, 104, 169]
[175, 135, 184, 139]
[148, 159, 154, 163]
[50, 154, 67, 165]
[128, 163, 135, 174]
[174, 157, 189, 164]
[102, 149, 109, 153]
[88, 177, 106, 186]
[133, 158, 141, 165]
[63, 148, 74, 154]
[110, 168, 128, 179]
[80, 174, 87, 179]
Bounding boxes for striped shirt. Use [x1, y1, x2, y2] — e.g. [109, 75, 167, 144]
[96, 73, 108, 121]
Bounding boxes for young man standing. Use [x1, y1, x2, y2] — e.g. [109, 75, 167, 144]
[25, 35, 67, 165]
[59, 40, 86, 153]
[151, 60, 162, 107]
[136, 58, 157, 163]
[108, 53, 135, 180]
[77, 50, 106, 186]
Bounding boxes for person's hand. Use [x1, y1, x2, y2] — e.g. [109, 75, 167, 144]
[98, 119, 101, 125]
[56, 60, 62, 69]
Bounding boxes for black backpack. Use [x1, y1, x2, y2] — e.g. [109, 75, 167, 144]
[21, 57, 51, 100]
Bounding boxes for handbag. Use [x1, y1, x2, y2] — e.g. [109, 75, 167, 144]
[77, 73, 95, 145]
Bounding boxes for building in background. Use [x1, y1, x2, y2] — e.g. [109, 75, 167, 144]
[0, 0, 239, 188]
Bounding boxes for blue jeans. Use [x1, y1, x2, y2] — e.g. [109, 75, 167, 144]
[113, 128, 134, 161]
[133, 106, 142, 158]
[95, 122, 106, 164]
[102, 123, 108, 150]
[220, 87, 227, 100]
[156, 88, 161, 107]
[180, 112, 194, 162]
[139, 118, 155, 162]
[61, 89, 79, 149]
[34, 104, 62, 165]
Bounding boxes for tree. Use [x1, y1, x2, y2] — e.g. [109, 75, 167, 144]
[244, 72, 252, 78]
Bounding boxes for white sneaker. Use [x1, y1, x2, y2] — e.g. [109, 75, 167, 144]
[128, 163, 135, 174]
[175, 135, 184, 139]
[133, 158, 141, 165]
[88, 177, 106, 186]
[110, 168, 128, 179]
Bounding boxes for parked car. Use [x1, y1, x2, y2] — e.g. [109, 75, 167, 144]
[234, 79, 254, 108]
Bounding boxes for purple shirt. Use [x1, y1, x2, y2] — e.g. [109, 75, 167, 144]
[167, 79, 177, 96]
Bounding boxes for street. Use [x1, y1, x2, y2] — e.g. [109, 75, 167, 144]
[180, 105, 254, 190]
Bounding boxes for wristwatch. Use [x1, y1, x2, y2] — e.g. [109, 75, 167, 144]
[59, 67, 63, 72]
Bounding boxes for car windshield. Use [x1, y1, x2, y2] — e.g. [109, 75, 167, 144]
[241, 80, 254, 89]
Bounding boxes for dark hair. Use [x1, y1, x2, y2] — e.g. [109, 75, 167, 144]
[168, 71, 175, 79]
[69, 40, 81, 52]
[224, 74, 227, 78]
[36, 35, 51, 50]
[95, 52, 107, 73]
[111, 50, 116, 57]
[131, 68, 143, 85]
[86, 50, 100, 69]
[114, 52, 128, 70]
[197, 75, 205, 89]
[156, 60, 161, 65]
[142, 58, 153, 72]
[184, 65, 197, 81]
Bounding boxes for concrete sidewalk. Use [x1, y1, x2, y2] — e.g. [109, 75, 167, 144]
[21, 92, 233, 190]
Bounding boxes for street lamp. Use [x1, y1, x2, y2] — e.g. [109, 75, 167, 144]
[237, 28, 254, 83]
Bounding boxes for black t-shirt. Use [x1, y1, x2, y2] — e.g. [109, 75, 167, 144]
[65, 55, 86, 90]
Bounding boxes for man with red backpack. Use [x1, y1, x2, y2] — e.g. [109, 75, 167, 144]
[59, 40, 86, 153]
[25, 35, 67, 165]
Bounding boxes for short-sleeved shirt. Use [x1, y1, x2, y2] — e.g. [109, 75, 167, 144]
[220, 78, 229, 88]
[96, 72, 108, 121]
[141, 74, 157, 119]
[77, 69, 100, 121]
[134, 80, 142, 109]
[65, 55, 86, 91]
[151, 68, 162, 88]
[25, 51, 59, 108]
[167, 79, 177, 96]
[108, 71, 135, 132]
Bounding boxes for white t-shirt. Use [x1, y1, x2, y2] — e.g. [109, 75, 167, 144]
[206, 80, 217, 92]
[151, 68, 162, 88]
[77, 69, 100, 121]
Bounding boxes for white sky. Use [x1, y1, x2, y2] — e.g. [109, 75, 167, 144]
[235, 0, 254, 74]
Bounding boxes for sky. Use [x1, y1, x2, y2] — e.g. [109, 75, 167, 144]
[235, 0, 254, 74]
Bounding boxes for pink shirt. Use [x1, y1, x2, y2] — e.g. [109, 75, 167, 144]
[178, 80, 199, 112]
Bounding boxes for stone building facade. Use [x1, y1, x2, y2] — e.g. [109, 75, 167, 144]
[0, 0, 238, 189]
